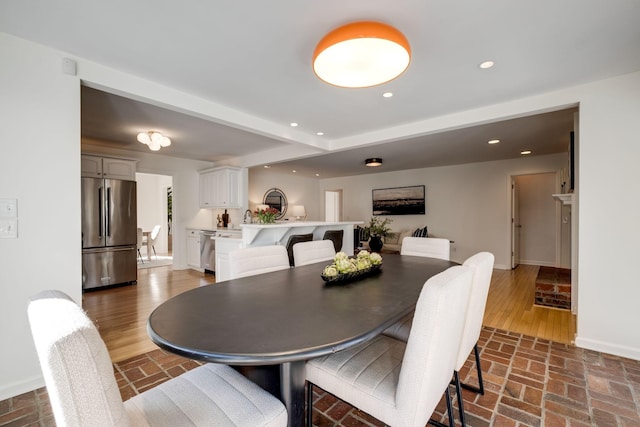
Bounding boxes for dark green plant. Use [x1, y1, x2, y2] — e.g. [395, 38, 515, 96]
[364, 216, 393, 237]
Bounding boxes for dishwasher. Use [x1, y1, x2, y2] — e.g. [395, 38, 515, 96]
[199, 231, 216, 274]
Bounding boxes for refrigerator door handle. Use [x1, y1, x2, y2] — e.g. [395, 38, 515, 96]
[98, 186, 103, 239]
[106, 186, 111, 237]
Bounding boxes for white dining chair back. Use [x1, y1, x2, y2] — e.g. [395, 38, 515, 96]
[400, 237, 450, 260]
[27, 290, 287, 427]
[228, 245, 290, 279]
[458, 252, 494, 372]
[306, 265, 473, 427]
[148, 224, 161, 259]
[292, 240, 336, 266]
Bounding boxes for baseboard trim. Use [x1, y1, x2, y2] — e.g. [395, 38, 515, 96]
[574, 336, 640, 361]
[0, 374, 44, 401]
[518, 260, 558, 267]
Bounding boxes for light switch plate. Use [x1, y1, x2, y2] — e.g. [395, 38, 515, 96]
[0, 198, 18, 218]
[0, 219, 18, 238]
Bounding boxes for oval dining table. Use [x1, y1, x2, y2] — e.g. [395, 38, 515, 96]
[148, 253, 456, 427]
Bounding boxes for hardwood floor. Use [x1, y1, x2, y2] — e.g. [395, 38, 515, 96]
[83, 262, 576, 363]
[483, 264, 576, 344]
[82, 265, 215, 362]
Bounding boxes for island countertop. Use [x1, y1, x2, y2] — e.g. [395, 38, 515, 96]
[239, 221, 362, 229]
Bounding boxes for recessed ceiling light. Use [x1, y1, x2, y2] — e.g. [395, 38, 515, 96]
[520, 150, 532, 155]
[365, 158, 383, 167]
[315, 173, 320, 177]
[382, 92, 393, 98]
[263, 165, 271, 168]
[290, 122, 298, 127]
[479, 60, 495, 69]
[317, 132, 324, 136]
[292, 170, 297, 173]
[488, 139, 500, 144]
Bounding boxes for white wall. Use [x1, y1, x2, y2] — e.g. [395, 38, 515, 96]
[318, 154, 567, 268]
[249, 168, 321, 221]
[0, 33, 81, 400]
[514, 173, 557, 267]
[136, 172, 172, 254]
[574, 71, 640, 359]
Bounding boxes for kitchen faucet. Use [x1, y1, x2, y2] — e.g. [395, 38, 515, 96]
[243, 209, 253, 224]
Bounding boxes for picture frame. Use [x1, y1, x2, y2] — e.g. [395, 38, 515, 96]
[372, 185, 425, 216]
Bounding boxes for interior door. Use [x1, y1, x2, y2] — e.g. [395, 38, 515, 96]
[511, 178, 521, 269]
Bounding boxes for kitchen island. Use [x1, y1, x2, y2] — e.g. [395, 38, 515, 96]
[215, 221, 362, 282]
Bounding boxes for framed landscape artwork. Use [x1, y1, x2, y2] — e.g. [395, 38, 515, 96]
[372, 185, 425, 215]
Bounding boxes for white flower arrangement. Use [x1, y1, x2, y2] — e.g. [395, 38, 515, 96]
[321, 250, 383, 281]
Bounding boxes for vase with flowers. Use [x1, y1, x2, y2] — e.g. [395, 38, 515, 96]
[255, 206, 279, 224]
[364, 216, 393, 252]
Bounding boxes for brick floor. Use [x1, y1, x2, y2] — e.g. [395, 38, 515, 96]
[3, 327, 640, 426]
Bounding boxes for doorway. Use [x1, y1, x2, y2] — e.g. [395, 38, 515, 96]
[324, 190, 343, 221]
[511, 172, 559, 268]
[136, 173, 173, 266]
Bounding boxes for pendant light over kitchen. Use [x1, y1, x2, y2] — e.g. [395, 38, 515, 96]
[312, 21, 411, 88]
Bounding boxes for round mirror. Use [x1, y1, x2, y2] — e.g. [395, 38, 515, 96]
[263, 188, 287, 220]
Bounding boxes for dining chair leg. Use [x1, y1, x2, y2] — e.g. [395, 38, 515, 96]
[460, 343, 484, 395]
[453, 370, 467, 427]
[137, 249, 144, 263]
[307, 382, 313, 427]
[427, 385, 454, 427]
[152, 245, 157, 260]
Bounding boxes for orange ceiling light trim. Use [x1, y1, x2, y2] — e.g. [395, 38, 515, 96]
[312, 21, 411, 88]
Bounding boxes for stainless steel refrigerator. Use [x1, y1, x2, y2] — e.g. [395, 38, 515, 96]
[82, 177, 137, 290]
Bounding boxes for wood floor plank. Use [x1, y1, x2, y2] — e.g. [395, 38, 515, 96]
[84, 260, 577, 363]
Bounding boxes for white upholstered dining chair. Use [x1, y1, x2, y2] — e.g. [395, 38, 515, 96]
[306, 265, 473, 427]
[449, 251, 495, 426]
[27, 290, 287, 427]
[383, 236, 452, 341]
[292, 239, 336, 266]
[383, 252, 495, 427]
[228, 245, 290, 279]
[400, 236, 451, 260]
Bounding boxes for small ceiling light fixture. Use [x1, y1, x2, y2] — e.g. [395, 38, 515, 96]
[479, 60, 495, 69]
[290, 122, 299, 127]
[488, 139, 500, 144]
[365, 158, 383, 167]
[137, 131, 171, 151]
[520, 150, 532, 155]
[313, 21, 411, 88]
[316, 132, 324, 136]
[382, 92, 394, 98]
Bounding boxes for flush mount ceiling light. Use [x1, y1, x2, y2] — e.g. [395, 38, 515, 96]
[365, 158, 383, 167]
[137, 131, 171, 151]
[313, 21, 411, 88]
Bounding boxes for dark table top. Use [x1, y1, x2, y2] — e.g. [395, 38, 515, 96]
[148, 254, 456, 365]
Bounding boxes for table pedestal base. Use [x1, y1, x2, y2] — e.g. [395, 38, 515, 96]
[232, 361, 306, 427]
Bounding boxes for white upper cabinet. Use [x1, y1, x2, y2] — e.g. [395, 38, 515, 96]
[81, 155, 137, 180]
[199, 167, 245, 209]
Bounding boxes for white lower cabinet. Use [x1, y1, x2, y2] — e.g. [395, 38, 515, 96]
[186, 230, 201, 269]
